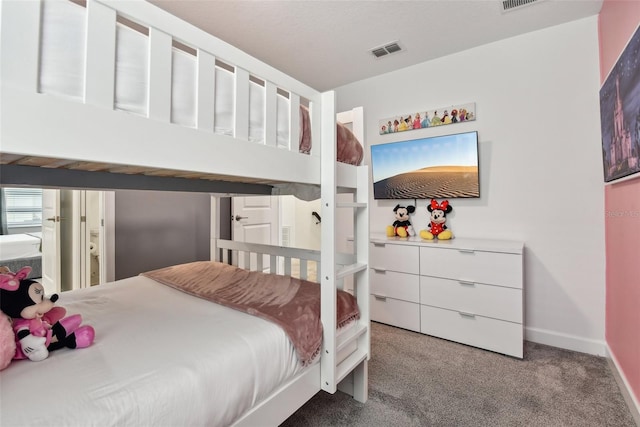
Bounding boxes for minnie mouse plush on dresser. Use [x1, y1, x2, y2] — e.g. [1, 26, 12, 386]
[420, 199, 454, 240]
[0, 266, 95, 362]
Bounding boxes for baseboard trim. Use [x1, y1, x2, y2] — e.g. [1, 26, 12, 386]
[606, 345, 640, 426]
[524, 326, 606, 356]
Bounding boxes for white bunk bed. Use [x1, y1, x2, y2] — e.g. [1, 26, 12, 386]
[0, 0, 370, 426]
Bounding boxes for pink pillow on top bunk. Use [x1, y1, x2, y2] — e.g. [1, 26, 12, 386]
[299, 105, 312, 154]
[298, 105, 363, 165]
[336, 121, 364, 166]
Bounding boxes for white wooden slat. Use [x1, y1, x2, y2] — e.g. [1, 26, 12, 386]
[320, 90, 337, 393]
[300, 260, 308, 280]
[196, 50, 216, 132]
[256, 253, 263, 271]
[234, 67, 250, 141]
[0, 0, 41, 91]
[310, 101, 322, 158]
[85, 0, 116, 108]
[284, 257, 291, 276]
[148, 27, 172, 122]
[215, 239, 321, 262]
[244, 251, 250, 270]
[93, 0, 319, 102]
[264, 81, 277, 147]
[210, 196, 221, 262]
[356, 165, 370, 343]
[270, 255, 277, 274]
[289, 94, 300, 153]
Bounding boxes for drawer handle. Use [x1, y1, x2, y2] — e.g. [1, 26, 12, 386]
[373, 242, 386, 247]
[372, 268, 387, 273]
[458, 281, 475, 286]
[373, 294, 387, 301]
[458, 311, 476, 319]
[458, 249, 475, 254]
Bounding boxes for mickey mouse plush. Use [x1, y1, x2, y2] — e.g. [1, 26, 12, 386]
[386, 204, 416, 237]
[0, 266, 95, 362]
[420, 199, 453, 240]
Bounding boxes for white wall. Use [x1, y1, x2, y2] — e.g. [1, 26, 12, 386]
[336, 17, 607, 355]
[114, 190, 211, 280]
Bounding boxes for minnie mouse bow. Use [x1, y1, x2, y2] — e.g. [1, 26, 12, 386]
[0, 266, 31, 291]
[430, 199, 449, 210]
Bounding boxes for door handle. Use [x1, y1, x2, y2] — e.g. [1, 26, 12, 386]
[46, 216, 60, 222]
[232, 215, 248, 221]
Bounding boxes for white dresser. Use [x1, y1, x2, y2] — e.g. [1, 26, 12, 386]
[369, 233, 524, 358]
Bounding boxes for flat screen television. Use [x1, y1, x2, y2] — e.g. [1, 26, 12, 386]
[370, 130, 479, 200]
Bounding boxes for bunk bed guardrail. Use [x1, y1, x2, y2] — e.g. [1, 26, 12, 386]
[0, 0, 336, 186]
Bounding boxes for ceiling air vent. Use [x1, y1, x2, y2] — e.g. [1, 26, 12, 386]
[501, 0, 542, 12]
[370, 41, 403, 59]
[371, 47, 388, 58]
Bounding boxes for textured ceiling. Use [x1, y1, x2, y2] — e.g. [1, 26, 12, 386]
[148, 0, 604, 91]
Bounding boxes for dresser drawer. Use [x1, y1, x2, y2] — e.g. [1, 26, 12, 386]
[371, 269, 419, 303]
[420, 305, 523, 358]
[370, 295, 420, 332]
[420, 247, 522, 289]
[420, 276, 522, 323]
[371, 242, 419, 274]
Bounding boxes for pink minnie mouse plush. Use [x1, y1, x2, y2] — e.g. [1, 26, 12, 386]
[0, 266, 95, 362]
[0, 310, 15, 370]
[386, 204, 416, 238]
[420, 199, 453, 240]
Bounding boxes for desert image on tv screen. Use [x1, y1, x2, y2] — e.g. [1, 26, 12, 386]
[371, 131, 479, 199]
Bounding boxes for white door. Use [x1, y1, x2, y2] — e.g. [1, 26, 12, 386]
[82, 190, 104, 287]
[41, 189, 61, 294]
[232, 196, 279, 271]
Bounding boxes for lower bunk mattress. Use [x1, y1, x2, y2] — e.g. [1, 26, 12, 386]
[0, 264, 358, 426]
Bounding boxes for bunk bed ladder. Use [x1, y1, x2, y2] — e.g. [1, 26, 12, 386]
[320, 96, 369, 403]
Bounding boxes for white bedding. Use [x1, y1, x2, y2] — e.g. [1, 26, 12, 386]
[0, 232, 42, 261]
[38, 0, 294, 148]
[0, 275, 308, 426]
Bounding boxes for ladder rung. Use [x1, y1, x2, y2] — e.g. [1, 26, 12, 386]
[337, 323, 367, 353]
[336, 202, 367, 208]
[336, 348, 368, 384]
[337, 262, 367, 279]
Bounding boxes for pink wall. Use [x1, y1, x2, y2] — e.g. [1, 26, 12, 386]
[598, 0, 640, 407]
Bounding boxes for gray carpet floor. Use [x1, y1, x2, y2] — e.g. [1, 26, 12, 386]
[281, 322, 636, 427]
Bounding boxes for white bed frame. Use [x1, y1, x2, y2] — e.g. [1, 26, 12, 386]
[0, 0, 369, 425]
[216, 239, 368, 426]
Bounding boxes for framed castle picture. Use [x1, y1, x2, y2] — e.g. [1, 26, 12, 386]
[600, 24, 640, 183]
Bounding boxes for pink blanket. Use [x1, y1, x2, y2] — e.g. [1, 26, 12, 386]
[142, 261, 360, 366]
[299, 105, 364, 165]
